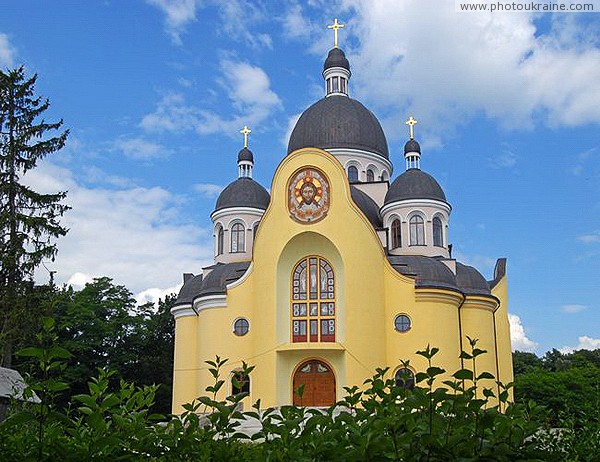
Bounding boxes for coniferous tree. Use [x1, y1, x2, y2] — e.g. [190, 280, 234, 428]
[0, 66, 69, 367]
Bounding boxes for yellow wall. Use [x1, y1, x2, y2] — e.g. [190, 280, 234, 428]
[171, 147, 513, 412]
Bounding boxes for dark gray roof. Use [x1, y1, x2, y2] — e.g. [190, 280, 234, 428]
[404, 139, 421, 154]
[456, 262, 491, 295]
[215, 177, 270, 212]
[238, 147, 254, 162]
[175, 262, 251, 306]
[387, 255, 492, 296]
[384, 169, 447, 205]
[323, 47, 350, 71]
[350, 186, 382, 228]
[287, 95, 389, 159]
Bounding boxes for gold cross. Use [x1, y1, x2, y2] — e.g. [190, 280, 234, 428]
[327, 18, 345, 48]
[405, 116, 417, 140]
[240, 125, 251, 148]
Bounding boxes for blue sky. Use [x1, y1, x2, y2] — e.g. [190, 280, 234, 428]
[1, 0, 599, 355]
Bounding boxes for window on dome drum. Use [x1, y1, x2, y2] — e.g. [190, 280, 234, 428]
[395, 368, 415, 390]
[347, 165, 358, 182]
[391, 219, 402, 249]
[409, 215, 425, 246]
[366, 169, 375, 182]
[433, 217, 443, 247]
[230, 223, 245, 252]
[233, 318, 249, 336]
[253, 223, 259, 239]
[291, 256, 336, 343]
[394, 314, 411, 332]
[232, 371, 250, 395]
[217, 226, 224, 255]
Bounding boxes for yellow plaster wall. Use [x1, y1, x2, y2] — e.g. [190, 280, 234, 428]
[171, 147, 513, 411]
[491, 275, 514, 391]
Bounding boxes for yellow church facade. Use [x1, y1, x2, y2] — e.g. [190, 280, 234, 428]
[171, 38, 512, 413]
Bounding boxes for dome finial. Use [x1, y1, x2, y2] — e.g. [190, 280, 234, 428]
[403, 116, 421, 170]
[405, 115, 417, 140]
[240, 125, 251, 148]
[327, 18, 345, 48]
[238, 125, 254, 179]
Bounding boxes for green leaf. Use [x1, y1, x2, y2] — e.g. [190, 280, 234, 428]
[453, 369, 474, 381]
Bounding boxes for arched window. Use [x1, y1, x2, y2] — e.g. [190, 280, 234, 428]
[391, 219, 402, 249]
[253, 223, 259, 239]
[395, 368, 415, 390]
[366, 169, 375, 182]
[433, 217, 443, 247]
[347, 165, 358, 183]
[409, 215, 425, 246]
[230, 222, 245, 252]
[291, 256, 335, 343]
[381, 171, 389, 182]
[232, 371, 250, 395]
[216, 225, 224, 255]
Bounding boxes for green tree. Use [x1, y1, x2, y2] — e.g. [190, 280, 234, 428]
[0, 66, 69, 367]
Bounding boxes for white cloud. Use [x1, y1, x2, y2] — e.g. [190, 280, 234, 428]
[560, 336, 600, 354]
[0, 33, 15, 67]
[217, 0, 272, 49]
[142, 61, 282, 138]
[23, 161, 213, 296]
[147, 0, 199, 44]
[140, 92, 200, 133]
[135, 283, 182, 306]
[578, 232, 600, 243]
[66, 272, 94, 289]
[113, 137, 171, 160]
[561, 304, 589, 314]
[283, 112, 302, 147]
[509, 313, 538, 352]
[193, 183, 223, 198]
[489, 149, 517, 169]
[338, 0, 600, 142]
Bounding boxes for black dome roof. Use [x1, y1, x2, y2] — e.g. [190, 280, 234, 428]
[404, 139, 421, 154]
[323, 48, 350, 71]
[384, 169, 447, 205]
[237, 147, 253, 162]
[350, 185, 382, 228]
[215, 177, 270, 212]
[287, 95, 389, 159]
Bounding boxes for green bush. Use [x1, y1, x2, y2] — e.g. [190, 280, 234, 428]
[1, 323, 598, 460]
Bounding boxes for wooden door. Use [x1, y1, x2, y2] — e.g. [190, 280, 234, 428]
[293, 359, 335, 406]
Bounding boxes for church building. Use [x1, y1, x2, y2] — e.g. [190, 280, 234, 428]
[171, 22, 513, 413]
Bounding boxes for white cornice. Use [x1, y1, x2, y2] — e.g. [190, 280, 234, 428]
[381, 199, 452, 216]
[171, 304, 196, 320]
[211, 207, 266, 222]
[193, 294, 227, 313]
[327, 148, 393, 174]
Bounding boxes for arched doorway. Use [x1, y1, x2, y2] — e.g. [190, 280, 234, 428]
[293, 359, 335, 406]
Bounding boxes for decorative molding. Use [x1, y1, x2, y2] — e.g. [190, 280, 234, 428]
[193, 294, 227, 313]
[171, 304, 197, 319]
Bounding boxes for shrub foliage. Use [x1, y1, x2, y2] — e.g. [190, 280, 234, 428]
[1, 322, 598, 461]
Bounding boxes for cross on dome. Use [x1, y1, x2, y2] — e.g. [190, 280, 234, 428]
[240, 125, 251, 148]
[405, 116, 417, 140]
[327, 18, 345, 48]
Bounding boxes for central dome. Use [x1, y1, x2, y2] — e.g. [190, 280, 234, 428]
[287, 95, 389, 159]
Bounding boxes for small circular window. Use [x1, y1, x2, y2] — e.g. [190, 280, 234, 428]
[233, 318, 249, 336]
[394, 314, 411, 333]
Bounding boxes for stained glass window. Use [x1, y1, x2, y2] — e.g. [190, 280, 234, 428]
[291, 256, 336, 343]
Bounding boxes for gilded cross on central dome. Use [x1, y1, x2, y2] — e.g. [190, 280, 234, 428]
[327, 18, 345, 48]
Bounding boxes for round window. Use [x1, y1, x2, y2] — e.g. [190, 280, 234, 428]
[233, 318, 249, 336]
[394, 314, 411, 333]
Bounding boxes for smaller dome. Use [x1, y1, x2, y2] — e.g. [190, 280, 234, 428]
[237, 147, 254, 162]
[215, 177, 270, 212]
[404, 139, 421, 154]
[323, 48, 350, 71]
[384, 169, 447, 205]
